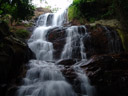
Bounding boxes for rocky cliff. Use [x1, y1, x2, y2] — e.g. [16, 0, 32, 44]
[0, 21, 34, 96]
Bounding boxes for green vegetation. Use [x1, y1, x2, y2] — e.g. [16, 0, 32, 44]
[14, 29, 30, 39]
[68, 0, 114, 22]
[0, 0, 35, 24]
[68, 0, 128, 25]
[117, 29, 128, 51]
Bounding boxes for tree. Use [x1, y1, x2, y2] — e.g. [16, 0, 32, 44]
[0, 0, 35, 23]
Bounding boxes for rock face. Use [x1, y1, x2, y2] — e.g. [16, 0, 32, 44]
[46, 24, 126, 96]
[47, 27, 67, 59]
[56, 53, 128, 96]
[57, 59, 81, 95]
[0, 21, 34, 96]
[81, 53, 128, 96]
[84, 24, 124, 57]
[46, 24, 124, 59]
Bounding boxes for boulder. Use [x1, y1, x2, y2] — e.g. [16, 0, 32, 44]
[57, 59, 83, 95]
[47, 27, 67, 59]
[57, 59, 76, 66]
[60, 65, 81, 95]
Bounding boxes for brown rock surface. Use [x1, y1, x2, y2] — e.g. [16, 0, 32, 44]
[46, 25, 124, 59]
[81, 53, 128, 96]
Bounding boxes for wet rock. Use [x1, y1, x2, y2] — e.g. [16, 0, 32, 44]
[57, 59, 76, 66]
[60, 66, 81, 94]
[45, 24, 125, 96]
[47, 27, 67, 42]
[57, 59, 83, 95]
[46, 24, 124, 59]
[47, 27, 67, 59]
[57, 59, 77, 81]
[81, 53, 128, 96]
[84, 24, 124, 58]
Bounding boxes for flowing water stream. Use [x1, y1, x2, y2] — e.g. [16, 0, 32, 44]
[17, 1, 94, 96]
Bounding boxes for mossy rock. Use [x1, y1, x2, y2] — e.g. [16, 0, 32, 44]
[14, 29, 30, 39]
[117, 29, 128, 51]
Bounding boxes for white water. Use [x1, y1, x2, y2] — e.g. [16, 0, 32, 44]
[61, 26, 87, 60]
[36, 4, 70, 27]
[17, 60, 76, 96]
[28, 26, 53, 61]
[17, 1, 94, 96]
[73, 60, 95, 96]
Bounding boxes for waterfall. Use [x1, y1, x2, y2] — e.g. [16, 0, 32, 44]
[61, 26, 87, 60]
[52, 9, 68, 26]
[17, 60, 76, 96]
[73, 60, 95, 96]
[60, 25, 95, 96]
[36, 8, 68, 27]
[28, 26, 54, 61]
[17, 1, 94, 96]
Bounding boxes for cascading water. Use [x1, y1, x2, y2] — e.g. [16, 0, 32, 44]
[60, 25, 95, 96]
[17, 60, 76, 96]
[73, 60, 95, 96]
[61, 26, 87, 60]
[36, 5, 69, 27]
[17, 1, 94, 96]
[28, 26, 54, 61]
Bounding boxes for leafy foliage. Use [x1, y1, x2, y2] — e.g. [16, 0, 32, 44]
[14, 29, 30, 39]
[0, 0, 35, 23]
[68, 0, 115, 22]
[68, 0, 128, 51]
[68, 0, 87, 21]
